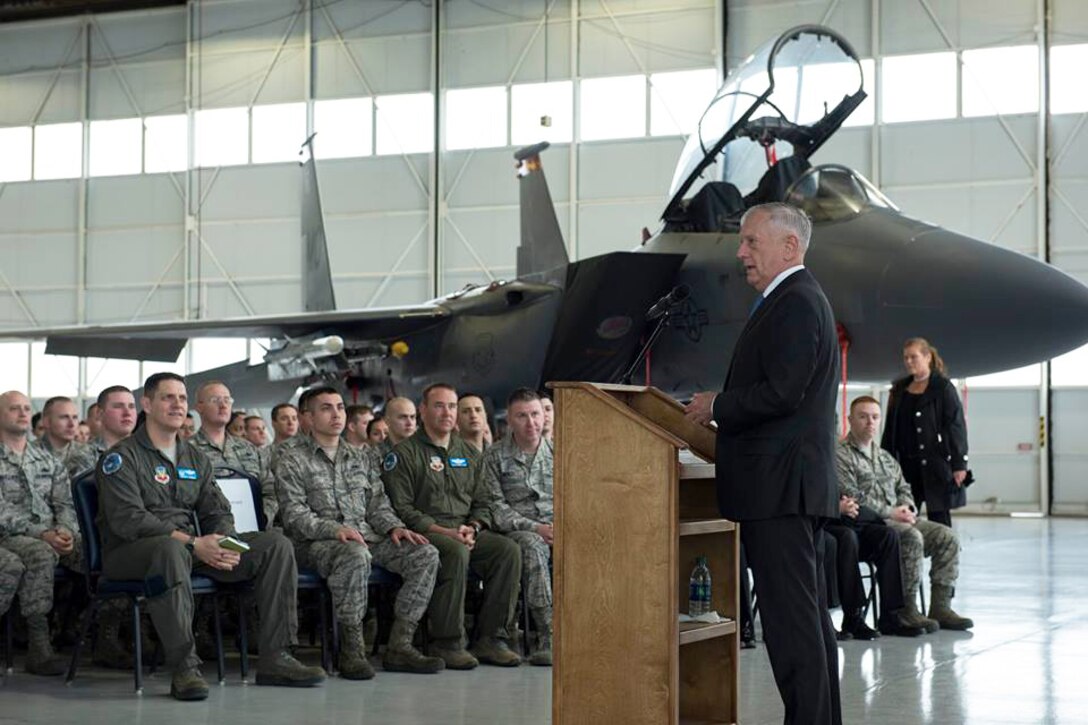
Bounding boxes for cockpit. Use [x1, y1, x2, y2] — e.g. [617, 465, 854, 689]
[784, 164, 897, 222]
[661, 26, 880, 233]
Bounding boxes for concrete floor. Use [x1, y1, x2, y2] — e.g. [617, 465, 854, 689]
[1, 517, 1086, 724]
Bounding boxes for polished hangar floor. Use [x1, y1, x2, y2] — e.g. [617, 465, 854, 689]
[1, 517, 1085, 724]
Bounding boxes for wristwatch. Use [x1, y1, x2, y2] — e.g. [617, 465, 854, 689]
[184, 534, 196, 554]
[470, 522, 482, 536]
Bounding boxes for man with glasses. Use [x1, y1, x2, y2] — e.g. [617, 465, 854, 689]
[190, 382, 275, 527]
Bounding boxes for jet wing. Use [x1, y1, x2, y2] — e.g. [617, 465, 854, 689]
[0, 305, 449, 362]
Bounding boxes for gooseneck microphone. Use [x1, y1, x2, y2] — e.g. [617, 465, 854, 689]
[646, 284, 690, 320]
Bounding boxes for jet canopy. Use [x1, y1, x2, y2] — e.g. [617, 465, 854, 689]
[663, 25, 868, 229]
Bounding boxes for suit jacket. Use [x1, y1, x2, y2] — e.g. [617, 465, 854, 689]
[713, 268, 840, 521]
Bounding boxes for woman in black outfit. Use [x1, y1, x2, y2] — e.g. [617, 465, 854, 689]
[881, 338, 969, 527]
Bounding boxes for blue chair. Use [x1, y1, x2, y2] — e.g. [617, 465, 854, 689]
[213, 467, 332, 677]
[67, 472, 226, 692]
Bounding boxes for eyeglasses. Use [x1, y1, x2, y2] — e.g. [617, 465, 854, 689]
[206, 396, 234, 406]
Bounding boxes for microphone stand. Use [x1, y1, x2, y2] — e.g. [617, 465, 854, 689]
[619, 309, 675, 385]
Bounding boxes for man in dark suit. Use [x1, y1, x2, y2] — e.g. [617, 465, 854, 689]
[685, 202, 842, 725]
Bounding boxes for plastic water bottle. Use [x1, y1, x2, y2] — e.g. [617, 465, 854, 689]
[688, 556, 712, 617]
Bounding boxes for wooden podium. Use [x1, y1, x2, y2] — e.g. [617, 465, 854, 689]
[550, 383, 739, 725]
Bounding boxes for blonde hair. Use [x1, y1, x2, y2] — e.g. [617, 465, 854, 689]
[903, 337, 947, 377]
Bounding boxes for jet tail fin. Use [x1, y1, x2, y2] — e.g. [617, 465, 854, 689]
[515, 142, 569, 278]
[300, 135, 337, 312]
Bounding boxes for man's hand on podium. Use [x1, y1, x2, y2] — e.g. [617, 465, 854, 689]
[684, 392, 716, 426]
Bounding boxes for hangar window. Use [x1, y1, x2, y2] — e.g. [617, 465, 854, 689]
[511, 80, 572, 145]
[86, 357, 140, 392]
[144, 114, 188, 173]
[802, 58, 875, 128]
[650, 68, 718, 136]
[194, 107, 249, 167]
[30, 342, 79, 398]
[446, 86, 507, 150]
[0, 342, 29, 391]
[580, 74, 646, 141]
[0, 126, 32, 182]
[1050, 44, 1088, 115]
[252, 102, 306, 164]
[33, 122, 82, 180]
[966, 363, 1041, 388]
[375, 92, 434, 155]
[89, 118, 142, 177]
[881, 52, 956, 123]
[190, 337, 248, 373]
[1052, 343, 1088, 386]
[962, 45, 1039, 117]
[314, 97, 373, 159]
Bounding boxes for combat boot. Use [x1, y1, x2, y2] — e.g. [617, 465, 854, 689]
[430, 639, 479, 670]
[92, 604, 132, 669]
[382, 619, 444, 674]
[899, 600, 939, 634]
[170, 665, 209, 701]
[928, 584, 974, 631]
[471, 636, 521, 667]
[255, 650, 327, 687]
[25, 614, 67, 676]
[337, 622, 376, 680]
[878, 610, 925, 638]
[529, 607, 552, 666]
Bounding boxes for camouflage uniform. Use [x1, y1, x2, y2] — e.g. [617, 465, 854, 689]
[190, 428, 277, 528]
[383, 430, 521, 647]
[482, 434, 553, 610]
[97, 427, 299, 671]
[836, 434, 960, 596]
[0, 548, 23, 616]
[34, 436, 98, 479]
[0, 441, 84, 617]
[275, 436, 438, 626]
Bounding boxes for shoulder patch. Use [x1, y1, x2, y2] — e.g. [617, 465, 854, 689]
[383, 452, 398, 472]
[101, 452, 122, 475]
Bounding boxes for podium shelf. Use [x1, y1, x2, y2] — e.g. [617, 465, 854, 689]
[679, 620, 737, 645]
[680, 462, 716, 480]
[679, 519, 736, 536]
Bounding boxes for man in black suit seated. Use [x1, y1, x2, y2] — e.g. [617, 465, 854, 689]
[685, 202, 842, 725]
[825, 497, 925, 640]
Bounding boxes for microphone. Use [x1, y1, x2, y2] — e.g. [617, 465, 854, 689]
[646, 285, 690, 320]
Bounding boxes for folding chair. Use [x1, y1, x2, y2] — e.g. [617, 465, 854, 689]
[859, 561, 879, 628]
[213, 467, 332, 677]
[67, 471, 226, 691]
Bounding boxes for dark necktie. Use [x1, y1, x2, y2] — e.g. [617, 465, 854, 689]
[748, 295, 764, 318]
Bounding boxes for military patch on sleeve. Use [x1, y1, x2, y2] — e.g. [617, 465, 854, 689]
[383, 452, 398, 472]
[101, 452, 123, 475]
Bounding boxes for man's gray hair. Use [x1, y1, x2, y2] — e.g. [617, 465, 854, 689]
[741, 202, 812, 251]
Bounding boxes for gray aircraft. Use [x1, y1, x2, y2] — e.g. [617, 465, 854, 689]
[5, 25, 1088, 407]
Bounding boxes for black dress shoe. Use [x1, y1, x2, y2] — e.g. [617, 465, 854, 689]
[740, 621, 757, 648]
[842, 618, 880, 641]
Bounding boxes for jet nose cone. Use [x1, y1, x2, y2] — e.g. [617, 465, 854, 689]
[879, 229, 1088, 377]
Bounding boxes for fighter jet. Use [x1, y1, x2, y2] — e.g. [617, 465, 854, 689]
[4, 24, 1087, 407]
